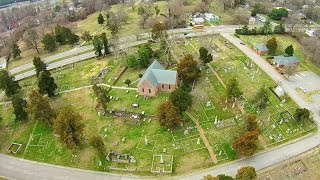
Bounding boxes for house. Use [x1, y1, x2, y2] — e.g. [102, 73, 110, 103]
[253, 43, 269, 55]
[137, 60, 177, 97]
[204, 13, 219, 23]
[273, 56, 299, 68]
[193, 17, 205, 25]
[249, 17, 256, 25]
[0, 57, 7, 69]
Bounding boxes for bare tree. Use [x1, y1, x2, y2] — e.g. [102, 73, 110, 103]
[233, 8, 250, 25]
[24, 29, 40, 54]
[283, 13, 303, 33]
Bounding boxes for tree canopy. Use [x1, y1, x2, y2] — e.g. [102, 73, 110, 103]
[158, 101, 181, 129]
[33, 56, 47, 78]
[26, 90, 55, 127]
[42, 33, 57, 52]
[232, 130, 259, 157]
[90, 135, 106, 159]
[285, 45, 294, 56]
[38, 70, 57, 97]
[268, 8, 288, 20]
[97, 13, 105, 25]
[0, 69, 21, 97]
[177, 54, 200, 83]
[54, 107, 84, 148]
[199, 47, 213, 64]
[294, 108, 310, 123]
[266, 37, 277, 55]
[169, 88, 192, 113]
[235, 166, 257, 180]
[12, 43, 21, 58]
[100, 32, 110, 55]
[226, 78, 243, 101]
[93, 35, 103, 57]
[253, 85, 269, 111]
[12, 95, 28, 121]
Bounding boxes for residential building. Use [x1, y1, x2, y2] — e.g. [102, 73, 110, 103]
[137, 60, 177, 97]
[253, 43, 269, 55]
[273, 56, 299, 68]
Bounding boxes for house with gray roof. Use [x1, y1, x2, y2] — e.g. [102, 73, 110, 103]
[138, 60, 177, 97]
[253, 43, 269, 55]
[273, 56, 299, 68]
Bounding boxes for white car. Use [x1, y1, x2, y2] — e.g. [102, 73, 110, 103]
[300, 87, 307, 93]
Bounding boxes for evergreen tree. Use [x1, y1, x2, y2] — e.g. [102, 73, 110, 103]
[127, 54, 139, 68]
[12, 43, 21, 58]
[54, 25, 67, 45]
[100, 33, 110, 55]
[199, 47, 213, 64]
[266, 37, 277, 55]
[0, 69, 21, 97]
[97, 13, 105, 25]
[285, 44, 294, 56]
[137, 44, 153, 68]
[93, 36, 103, 57]
[42, 33, 57, 52]
[33, 56, 47, 77]
[169, 88, 192, 113]
[12, 95, 28, 121]
[38, 70, 57, 97]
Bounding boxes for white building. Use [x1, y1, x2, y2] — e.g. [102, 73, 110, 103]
[249, 17, 256, 25]
[0, 57, 7, 69]
[274, 86, 285, 97]
[193, 17, 205, 25]
[305, 29, 316, 37]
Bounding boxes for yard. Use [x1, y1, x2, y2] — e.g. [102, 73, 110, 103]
[238, 34, 320, 75]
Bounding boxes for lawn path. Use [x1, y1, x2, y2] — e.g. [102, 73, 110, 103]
[185, 112, 218, 164]
[22, 121, 38, 158]
[58, 84, 137, 94]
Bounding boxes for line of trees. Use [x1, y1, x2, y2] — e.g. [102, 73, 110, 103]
[235, 22, 285, 36]
[42, 25, 79, 52]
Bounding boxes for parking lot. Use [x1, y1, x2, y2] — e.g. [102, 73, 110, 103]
[287, 71, 320, 107]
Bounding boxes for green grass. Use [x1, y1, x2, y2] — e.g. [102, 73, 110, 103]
[239, 34, 320, 75]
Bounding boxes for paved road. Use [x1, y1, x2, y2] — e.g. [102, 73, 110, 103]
[9, 45, 93, 75]
[2, 30, 320, 180]
[12, 26, 239, 81]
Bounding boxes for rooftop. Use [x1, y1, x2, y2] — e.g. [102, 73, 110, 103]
[138, 60, 177, 88]
[274, 56, 299, 67]
[254, 43, 269, 52]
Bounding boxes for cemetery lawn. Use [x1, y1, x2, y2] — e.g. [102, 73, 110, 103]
[0, 35, 317, 176]
[238, 35, 320, 75]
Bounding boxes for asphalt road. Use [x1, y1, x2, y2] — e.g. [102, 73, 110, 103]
[12, 26, 238, 81]
[2, 29, 320, 180]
